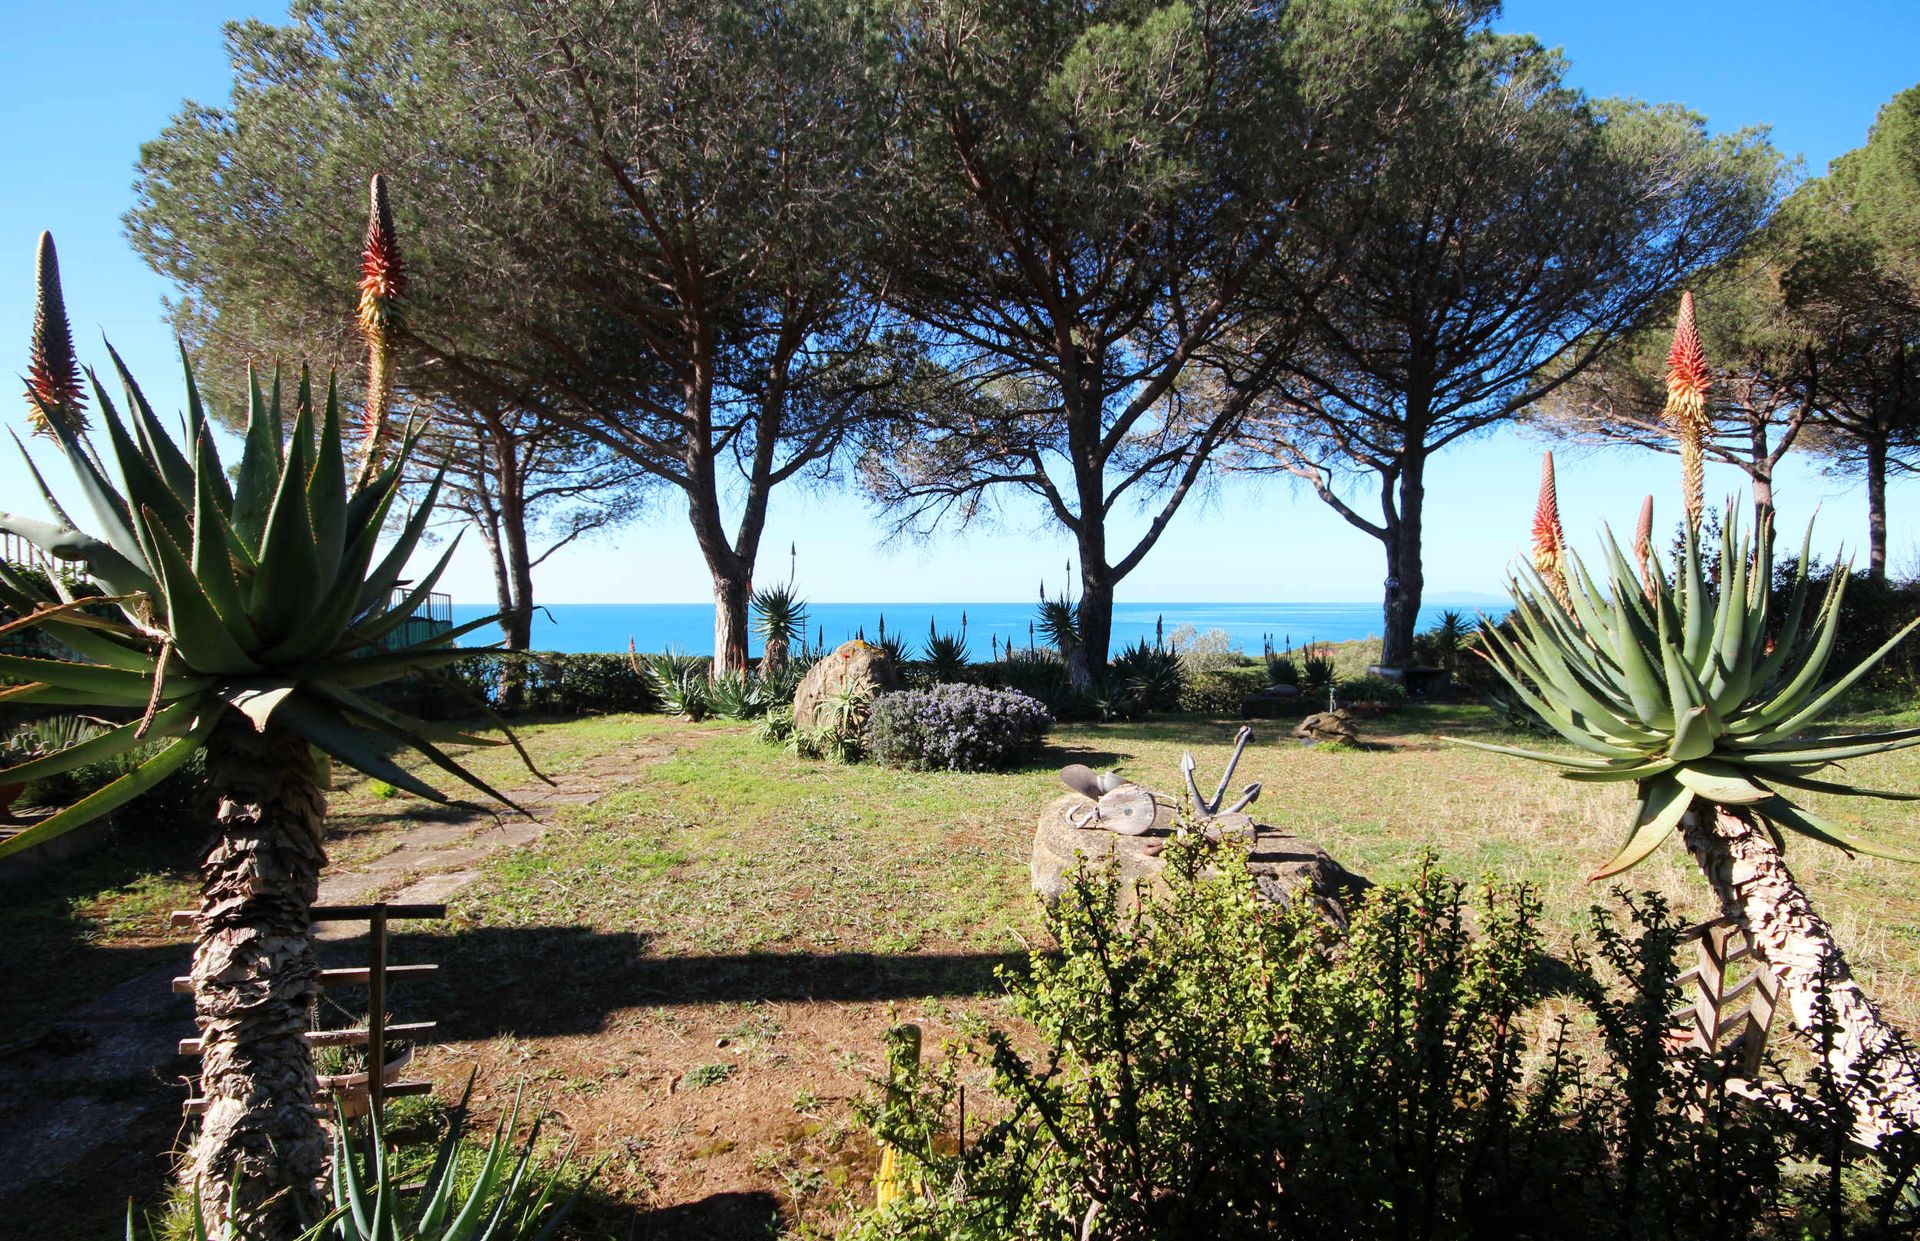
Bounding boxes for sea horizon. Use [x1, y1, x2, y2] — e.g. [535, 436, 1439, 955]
[449, 599, 1505, 657]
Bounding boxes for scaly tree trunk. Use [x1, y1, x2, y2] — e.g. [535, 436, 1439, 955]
[712, 571, 752, 676]
[1068, 565, 1115, 693]
[187, 712, 329, 1236]
[1865, 431, 1889, 583]
[1680, 802, 1920, 1146]
[1379, 455, 1427, 671]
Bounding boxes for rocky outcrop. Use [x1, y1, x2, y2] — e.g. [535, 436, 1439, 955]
[792, 639, 900, 730]
[1030, 792, 1370, 925]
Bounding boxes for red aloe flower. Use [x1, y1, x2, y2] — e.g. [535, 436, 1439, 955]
[354, 174, 406, 483]
[1531, 453, 1572, 609]
[357, 174, 405, 337]
[1531, 453, 1566, 571]
[1664, 290, 1710, 425]
[24, 231, 86, 437]
[1663, 290, 1711, 526]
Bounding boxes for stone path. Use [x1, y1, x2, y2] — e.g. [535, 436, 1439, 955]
[0, 732, 683, 1208]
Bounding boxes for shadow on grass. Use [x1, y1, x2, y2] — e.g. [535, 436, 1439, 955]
[571, 1188, 785, 1241]
[340, 923, 1024, 1041]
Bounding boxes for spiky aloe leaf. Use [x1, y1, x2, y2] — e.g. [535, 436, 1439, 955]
[1592, 777, 1693, 879]
[0, 719, 215, 859]
[3, 226, 535, 853]
[1454, 494, 1920, 879]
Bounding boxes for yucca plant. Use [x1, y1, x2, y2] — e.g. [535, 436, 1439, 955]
[751, 581, 808, 675]
[921, 629, 970, 683]
[2, 198, 529, 1236]
[1454, 475, 1920, 1143]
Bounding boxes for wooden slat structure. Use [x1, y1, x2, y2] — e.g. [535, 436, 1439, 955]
[1671, 915, 1780, 1076]
[175, 902, 445, 1124]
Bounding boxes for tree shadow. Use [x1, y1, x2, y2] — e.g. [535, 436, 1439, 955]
[573, 1189, 785, 1241]
[319, 923, 1025, 1042]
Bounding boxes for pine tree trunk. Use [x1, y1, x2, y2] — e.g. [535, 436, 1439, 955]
[1680, 802, 1920, 1146]
[1866, 433, 1889, 583]
[712, 572, 752, 677]
[186, 712, 329, 1236]
[1068, 569, 1114, 692]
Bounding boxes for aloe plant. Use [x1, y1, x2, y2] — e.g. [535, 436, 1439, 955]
[751, 582, 809, 675]
[2, 201, 529, 1236]
[1454, 491, 1920, 1143]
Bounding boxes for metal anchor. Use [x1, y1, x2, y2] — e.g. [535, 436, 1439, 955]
[1181, 724, 1261, 816]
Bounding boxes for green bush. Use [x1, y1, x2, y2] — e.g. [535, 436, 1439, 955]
[443, 651, 658, 716]
[846, 843, 1920, 1241]
[1337, 674, 1408, 705]
[1176, 666, 1264, 715]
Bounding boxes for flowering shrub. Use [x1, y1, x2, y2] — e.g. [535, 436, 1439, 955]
[864, 685, 1054, 772]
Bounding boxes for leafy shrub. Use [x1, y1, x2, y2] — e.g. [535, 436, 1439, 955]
[1176, 666, 1264, 715]
[5, 715, 206, 817]
[1110, 639, 1181, 711]
[847, 842, 1920, 1241]
[1337, 674, 1407, 705]
[864, 685, 1054, 772]
[975, 651, 1070, 698]
[1167, 624, 1241, 675]
[441, 651, 658, 716]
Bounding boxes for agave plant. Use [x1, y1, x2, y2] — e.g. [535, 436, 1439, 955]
[127, 1078, 590, 1241]
[640, 650, 711, 719]
[1455, 494, 1920, 1143]
[2, 211, 529, 1234]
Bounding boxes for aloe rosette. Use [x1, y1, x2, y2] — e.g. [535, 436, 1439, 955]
[1455, 487, 1920, 1143]
[0, 354, 517, 854]
[1457, 507, 1920, 880]
[0, 211, 534, 1235]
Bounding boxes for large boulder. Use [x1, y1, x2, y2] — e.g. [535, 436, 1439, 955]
[793, 639, 901, 730]
[1030, 792, 1370, 925]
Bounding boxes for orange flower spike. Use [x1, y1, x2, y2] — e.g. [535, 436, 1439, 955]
[1633, 494, 1656, 599]
[357, 173, 405, 337]
[24, 231, 86, 438]
[354, 174, 405, 482]
[1531, 453, 1572, 610]
[1663, 290, 1711, 526]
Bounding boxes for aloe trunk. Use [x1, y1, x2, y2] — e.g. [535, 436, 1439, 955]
[1680, 802, 1920, 1145]
[187, 713, 330, 1234]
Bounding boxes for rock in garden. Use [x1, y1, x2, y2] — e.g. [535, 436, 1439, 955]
[792, 638, 901, 729]
[1029, 792, 1370, 925]
[1293, 709, 1360, 747]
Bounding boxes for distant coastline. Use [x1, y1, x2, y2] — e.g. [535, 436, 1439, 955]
[449, 600, 1504, 656]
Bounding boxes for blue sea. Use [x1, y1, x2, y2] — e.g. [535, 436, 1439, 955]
[448, 601, 1496, 656]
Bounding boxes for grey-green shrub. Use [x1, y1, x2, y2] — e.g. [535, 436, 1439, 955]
[864, 685, 1053, 772]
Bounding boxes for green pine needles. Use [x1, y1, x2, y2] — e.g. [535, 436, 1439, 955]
[1452, 506, 1920, 879]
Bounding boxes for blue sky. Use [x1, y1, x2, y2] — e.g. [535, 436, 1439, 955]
[1, 2, 1916, 606]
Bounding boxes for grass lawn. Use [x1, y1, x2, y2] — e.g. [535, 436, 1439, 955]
[8, 701, 1920, 1238]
